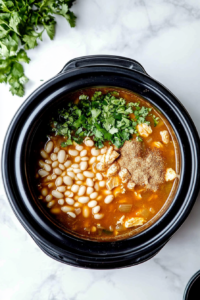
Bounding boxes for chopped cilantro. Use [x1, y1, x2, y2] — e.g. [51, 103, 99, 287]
[152, 115, 159, 127]
[52, 91, 152, 149]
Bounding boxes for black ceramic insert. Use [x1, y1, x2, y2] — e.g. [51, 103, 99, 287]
[2, 55, 200, 269]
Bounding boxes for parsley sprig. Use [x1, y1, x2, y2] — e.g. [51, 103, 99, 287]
[0, 0, 76, 96]
[52, 91, 152, 149]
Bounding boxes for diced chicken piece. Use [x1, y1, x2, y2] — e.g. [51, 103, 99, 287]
[116, 215, 125, 225]
[113, 185, 126, 197]
[127, 181, 135, 189]
[152, 142, 163, 148]
[137, 123, 152, 137]
[96, 162, 107, 171]
[125, 217, 145, 228]
[107, 162, 120, 177]
[106, 176, 120, 190]
[160, 130, 170, 144]
[105, 146, 120, 165]
[96, 155, 107, 171]
[119, 168, 131, 183]
[165, 168, 177, 181]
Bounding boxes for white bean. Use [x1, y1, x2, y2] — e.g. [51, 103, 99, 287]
[74, 202, 82, 207]
[78, 186, 86, 196]
[68, 149, 78, 156]
[75, 145, 83, 151]
[46, 175, 52, 181]
[75, 208, 81, 215]
[71, 184, 79, 193]
[88, 200, 97, 208]
[58, 199, 64, 205]
[82, 206, 90, 218]
[92, 206, 101, 214]
[48, 183, 54, 188]
[80, 150, 87, 157]
[99, 180, 106, 187]
[97, 155, 103, 161]
[101, 147, 107, 154]
[96, 173, 103, 180]
[46, 195, 52, 202]
[83, 171, 94, 178]
[54, 147, 60, 153]
[73, 169, 82, 174]
[104, 190, 112, 195]
[64, 191, 71, 196]
[57, 186, 66, 192]
[47, 200, 55, 208]
[40, 150, 48, 159]
[67, 212, 76, 218]
[63, 176, 73, 186]
[52, 190, 64, 199]
[90, 192, 98, 199]
[59, 164, 65, 170]
[45, 159, 52, 165]
[45, 141, 54, 153]
[38, 160, 45, 168]
[61, 206, 74, 212]
[77, 173, 85, 181]
[50, 153, 58, 161]
[86, 178, 94, 187]
[104, 195, 114, 204]
[91, 148, 100, 156]
[41, 188, 48, 197]
[80, 162, 88, 171]
[75, 156, 81, 162]
[64, 160, 72, 168]
[89, 157, 96, 164]
[55, 176, 63, 186]
[67, 171, 75, 179]
[81, 157, 89, 161]
[87, 187, 94, 195]
[78, 196, 89, 204]
[76, 181, 83, 185]
[58, 150, 66, 163]
[43, 164, 51, 172]
[94, 213, 104, 219]
[85, 139, 94, 147]
[52, 161, 59, 168]
[54, 168, 62, 175]
[94, 182, 100, 191]
[65, 198, 75, 205]
[38, 169, 49, 177]
[71, 164, 79, 169]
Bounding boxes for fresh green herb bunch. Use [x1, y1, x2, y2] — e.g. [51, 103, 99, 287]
[52, 91, 152, 149]
[0, 0, 76, 96]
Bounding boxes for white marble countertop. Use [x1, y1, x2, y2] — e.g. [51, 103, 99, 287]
[1, 0, 200, 299]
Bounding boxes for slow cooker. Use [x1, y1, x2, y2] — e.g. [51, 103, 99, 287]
[2, 55, 200, 269]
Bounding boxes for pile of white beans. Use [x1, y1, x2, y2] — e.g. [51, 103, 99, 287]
[37, 138, 114, 221]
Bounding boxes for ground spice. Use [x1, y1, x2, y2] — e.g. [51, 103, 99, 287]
[118, 140, 165, 191]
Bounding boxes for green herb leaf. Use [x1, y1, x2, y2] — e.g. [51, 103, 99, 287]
[52, 91, 151, 148]
[0, 0, 76, 96]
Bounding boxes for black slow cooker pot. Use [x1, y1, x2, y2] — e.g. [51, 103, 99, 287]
[2, 55, 200, 269]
